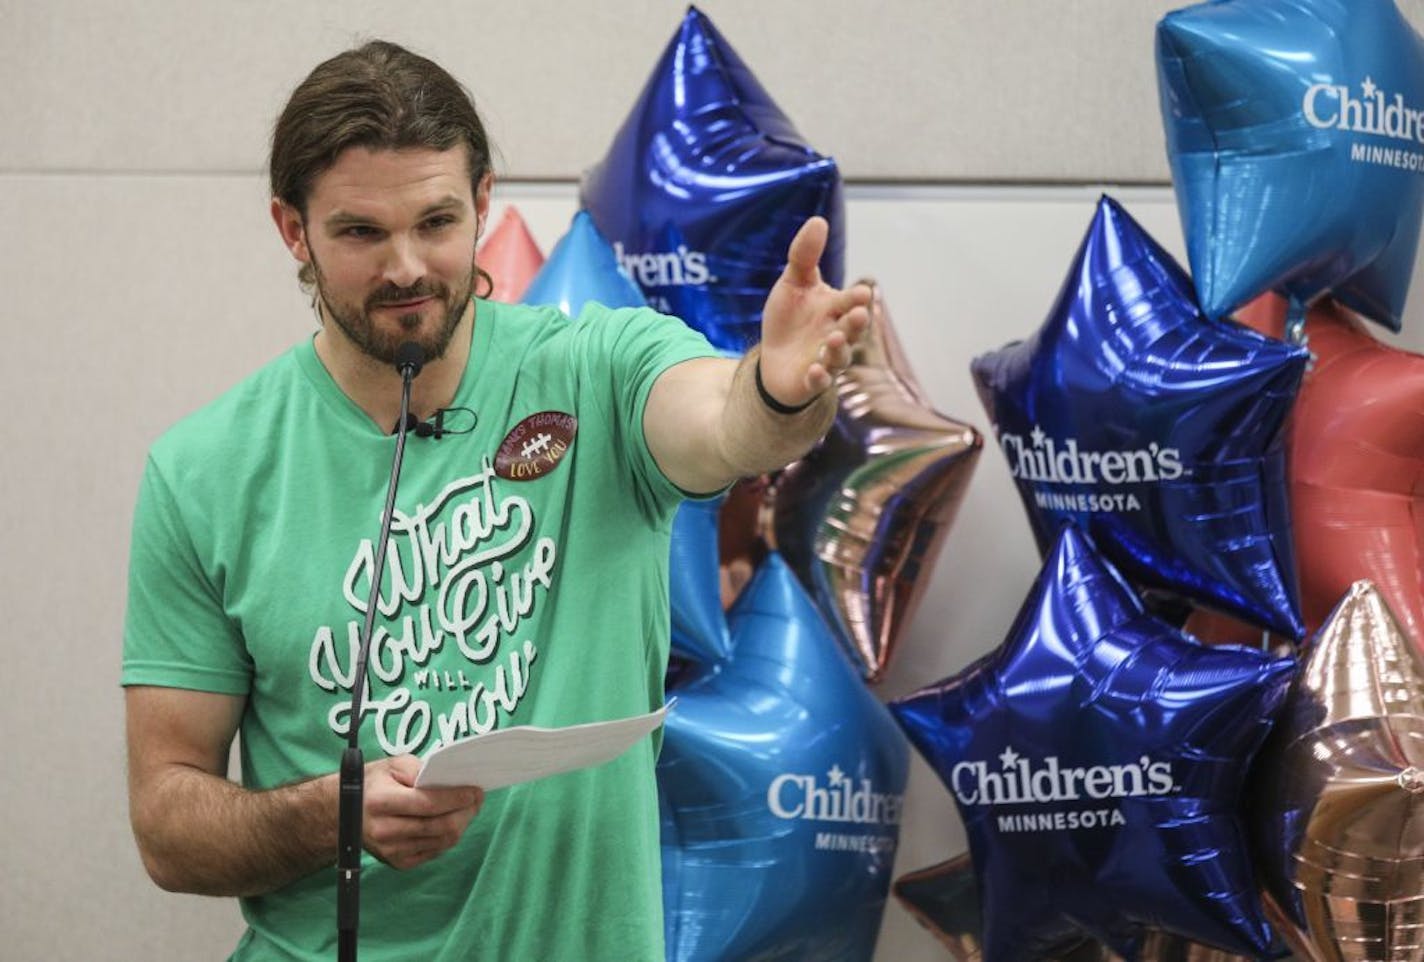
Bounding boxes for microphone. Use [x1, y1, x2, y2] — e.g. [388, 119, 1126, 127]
[393, 407, 479, 440]
[338, 341, 426, 962]
[394, 341, 426, 379]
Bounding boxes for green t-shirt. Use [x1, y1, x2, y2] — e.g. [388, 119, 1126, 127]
[123, 298, 716, 961]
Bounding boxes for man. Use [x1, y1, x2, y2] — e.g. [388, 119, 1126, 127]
[123, 40, 868, 961]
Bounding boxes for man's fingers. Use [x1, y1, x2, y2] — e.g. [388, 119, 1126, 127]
[378, 842, 448, 871]
[369, 775, 483, 818]
[803, 362, 834, 396]
[819, 337, 854, 375]
[385, 754, 423, 786]
[369, 807, 477, 846]
[840, 304, 870, 343]
[782, 216, 829, 288]
[366, 802, 481, 868]
[833, 282, 873, 315]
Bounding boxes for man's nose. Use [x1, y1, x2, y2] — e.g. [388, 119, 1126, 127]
[383, 236, 425, 289]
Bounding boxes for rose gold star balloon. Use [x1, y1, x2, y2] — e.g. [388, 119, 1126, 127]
[892, 855, 1258, 962]
[762, 282, 982, 682]
[1252, 580, 1424, 962]
[1186, 293, 1424, 652]
[477, 206, 545, 303]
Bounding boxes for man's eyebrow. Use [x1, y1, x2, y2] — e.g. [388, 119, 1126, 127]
[322, 196, 468, 230]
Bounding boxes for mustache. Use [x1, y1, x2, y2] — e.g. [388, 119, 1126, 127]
[366, 281, 445, 309]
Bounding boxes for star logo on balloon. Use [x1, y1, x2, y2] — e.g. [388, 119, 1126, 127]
[891, 525, 1295, 962]
[1157, 0, 1424, 330]
[1251, 580, 1424, 962]
[971, 195, 1309, 637]
[659, 553, 908, 961]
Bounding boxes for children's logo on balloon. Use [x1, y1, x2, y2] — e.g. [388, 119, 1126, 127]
[891, 526, 1295, 961]
[972, 195, 1309, 637]
[659, 553, 908, 961]
[1157, 0, 1424, 330]
[581, 5, 845, 352]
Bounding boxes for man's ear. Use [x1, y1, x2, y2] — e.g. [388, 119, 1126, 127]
[474, 172, 494, 242]
[271, 198, 312, 265]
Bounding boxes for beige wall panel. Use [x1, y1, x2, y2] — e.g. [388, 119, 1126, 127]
[9, 0, 1421, 183]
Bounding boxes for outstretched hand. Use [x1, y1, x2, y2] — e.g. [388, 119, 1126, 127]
[757, 216, 872, 408]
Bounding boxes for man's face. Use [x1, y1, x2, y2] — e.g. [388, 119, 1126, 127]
[277, 146, 489, 366]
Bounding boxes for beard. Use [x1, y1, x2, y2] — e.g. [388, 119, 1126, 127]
[311, 256, 475, 366]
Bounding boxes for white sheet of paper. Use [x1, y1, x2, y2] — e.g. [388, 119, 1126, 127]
[413, 704, 669, 790]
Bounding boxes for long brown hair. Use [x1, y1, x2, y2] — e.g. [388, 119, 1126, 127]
[269, 40, 494, 294]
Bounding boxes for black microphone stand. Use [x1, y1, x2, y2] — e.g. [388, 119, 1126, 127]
[337, 342, 425, 962]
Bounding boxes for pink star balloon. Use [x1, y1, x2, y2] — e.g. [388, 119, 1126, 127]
[1187, 293, 1424, 652]
[477, 206, 545, 303]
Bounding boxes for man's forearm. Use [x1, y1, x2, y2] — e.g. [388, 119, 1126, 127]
[715, 346, 839, 478]
[133, 764, 337, 897]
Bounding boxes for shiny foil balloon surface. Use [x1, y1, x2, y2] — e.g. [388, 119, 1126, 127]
[766, 284, 982, 682]
[659, 553, 909, 961]
[971, 195, 1309, 638]
[580, 6, 844, 352]
[890, 526, 1296, 962]
[1251, 580, 1424, 962]
[668, 495, 732, 663]
[1156, 0, 1424, 331]
[893, 855, 1274, 962]
[1248, 294, 1424, 650]
[476, 206, 544, 303]
[520, 210, 646, 315]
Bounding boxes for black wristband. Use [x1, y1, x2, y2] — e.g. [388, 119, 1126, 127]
[755, 359, 818, 415]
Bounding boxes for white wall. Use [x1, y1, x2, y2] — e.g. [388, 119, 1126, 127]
[4, 2, 1424, 960]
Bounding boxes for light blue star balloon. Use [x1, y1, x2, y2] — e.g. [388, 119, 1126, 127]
[668, 494, 732, 664]
[521, 212, 730, 663]
[519, 210, 646, 315]
[891, 525, 1296, 962]
[659, 553, 908, 961]
[1157, 0, 1424, 331]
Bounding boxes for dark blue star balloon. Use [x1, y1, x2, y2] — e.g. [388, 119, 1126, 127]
[668, 494, 732, 664]
[580, 5, 845, 353]
[1157, 0, 1424, 331]
[520, 210, 646, 315]
[659, 553, 908, 961]
[890, 525, 1296, 962]
[971, 195, 1309, 638]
